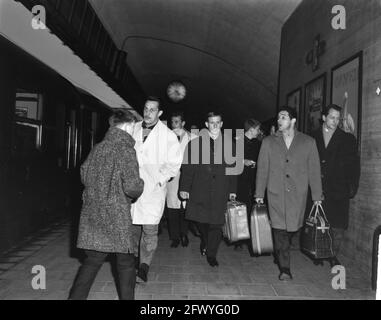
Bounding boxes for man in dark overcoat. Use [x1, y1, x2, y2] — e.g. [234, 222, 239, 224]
[312, 104, 360, 267]
[69, 110, 144, 300]
[179, 111, 238, 267]
[255, 106, 323, 281]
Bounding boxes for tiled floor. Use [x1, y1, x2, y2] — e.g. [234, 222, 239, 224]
[0, 220, 376, 300]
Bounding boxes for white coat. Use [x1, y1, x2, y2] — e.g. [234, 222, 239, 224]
[131, 120, 182, 225]
[166, 129, 197, 209]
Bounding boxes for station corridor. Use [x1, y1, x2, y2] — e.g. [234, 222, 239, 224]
[0, 219, 375, 300]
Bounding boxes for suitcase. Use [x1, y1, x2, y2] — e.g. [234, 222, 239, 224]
[222, 201, 250, 242]
[250, 203, 273, 255]
[301, 203, 334, 259]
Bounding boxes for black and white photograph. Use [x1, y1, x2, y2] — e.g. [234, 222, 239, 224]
[0, 0, 380, 305]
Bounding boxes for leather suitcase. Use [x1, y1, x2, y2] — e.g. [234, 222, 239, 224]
[223, 201, 250, 242]
[250, 204, 273, 255]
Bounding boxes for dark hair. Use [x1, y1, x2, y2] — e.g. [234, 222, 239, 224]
[322, 104, 342, 117]
[109, 109, 136, 127]
[244, 118, 261, 132]
[206, 110, 223, 121]
[278, 106, 297, 121]
[146, 96, 161, 110]
[171, 111, 185, 122]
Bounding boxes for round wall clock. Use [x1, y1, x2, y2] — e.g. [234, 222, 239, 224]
[167, 81, 187, 103]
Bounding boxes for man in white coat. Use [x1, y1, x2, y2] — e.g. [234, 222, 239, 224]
[166, 111, 197, 248]
[131, 96, 182, 282]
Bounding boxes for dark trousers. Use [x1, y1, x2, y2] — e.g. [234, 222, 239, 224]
[197, 222, 223, 258]
[331, 227, 345, 256]
[167, 208, 189, 240]
[273, 228, 296, 270]
[69, 250, 136, 300]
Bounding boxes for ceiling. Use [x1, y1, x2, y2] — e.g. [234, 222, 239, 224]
[89, 0, 301, 128]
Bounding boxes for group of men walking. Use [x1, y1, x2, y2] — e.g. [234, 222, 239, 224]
[67, 96, 359, 299]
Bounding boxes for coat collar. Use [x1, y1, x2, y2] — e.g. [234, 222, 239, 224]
[105, 127, 135, 147]
[274, 129, 301, 152]
[315, 126, 344, 151]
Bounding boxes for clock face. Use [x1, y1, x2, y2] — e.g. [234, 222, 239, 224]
[167, 81, 186, 102]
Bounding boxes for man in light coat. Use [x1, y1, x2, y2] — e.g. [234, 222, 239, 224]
[166, 111, 197, 248]
[131, 96, 182, 282]
[255, 106, 323, 281]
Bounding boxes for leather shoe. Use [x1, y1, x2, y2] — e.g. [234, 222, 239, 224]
[170, 239, 180, 248]
[329, 257, 341, 268]
[278, 268, 293, 281]
[313, 260, 324, 266]
[137, 263, 149, 282]
[207, 256, 219, 267]
[180, 235, 189, 247]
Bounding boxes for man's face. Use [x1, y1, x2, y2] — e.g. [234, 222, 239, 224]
[323, 108, 340, 131]
[144, 100, 162, 125]
[171, 116, 185, 130]
[277, 111, 294, 132]
[248, 126, 260, 138]
[205, 116, 223, 135]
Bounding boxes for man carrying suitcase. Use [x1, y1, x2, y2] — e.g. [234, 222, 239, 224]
[255, 106, 323, 281]
[179, 111, 237, 267]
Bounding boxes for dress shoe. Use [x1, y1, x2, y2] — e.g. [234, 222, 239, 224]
[180, 235, 189, 247]
[207, 256, 219, 267]
[137, 263, 149, 282]
[329, 257, 341, 268]
[313, 259, 324, 266]
[234, 243, 244, 251]
[200, 243, 207, 256]
[170, 239, 180, 248]
[278, 268, 293, 281]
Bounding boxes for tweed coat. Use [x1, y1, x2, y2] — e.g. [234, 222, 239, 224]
[255, 130, 323, 232]
[312, 127, 360, 229]
[179, 129, 238, 225]
[77, 127, 144, 254]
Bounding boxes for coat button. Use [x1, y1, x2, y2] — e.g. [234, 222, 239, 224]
[286, 174, 290, 178]
[322, 160, 326, 164]
[286, 159, 289, 163]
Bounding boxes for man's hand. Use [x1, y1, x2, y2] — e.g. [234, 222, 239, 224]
[229, 193, 237, 201]
[255, 198, 264, 205]
[180, 191, 189, 200]
[244, 159, 256, 167]
[313, 200, 322, 205]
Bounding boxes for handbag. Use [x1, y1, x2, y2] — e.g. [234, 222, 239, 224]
[301, 202, 334, 259]
[223, 201, 250, 242]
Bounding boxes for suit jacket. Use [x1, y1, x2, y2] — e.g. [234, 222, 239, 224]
[312, 127, 360, 228]
[255, 130, 323, 232]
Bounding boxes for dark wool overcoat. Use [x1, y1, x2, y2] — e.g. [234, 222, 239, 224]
[255, 130, 323, 232]
[179, 129, 237, 225]
[236, 136, 262, 212]
[77, 127, 144, 254]
[312, 127, 360, 229]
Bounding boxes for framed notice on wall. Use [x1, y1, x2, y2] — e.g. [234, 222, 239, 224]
[304, 73, 326, 135]
[287, 87, 302, 131]
[331, 52, 362, 147]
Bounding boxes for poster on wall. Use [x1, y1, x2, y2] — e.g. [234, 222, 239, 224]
[304, 73, 326, 135]
[331, 52, 362, 144]
[287, 87, 302, 130]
